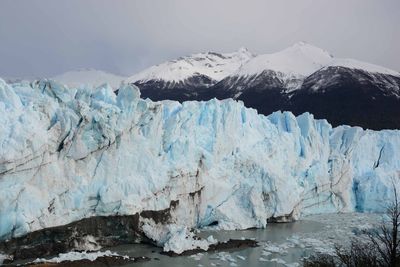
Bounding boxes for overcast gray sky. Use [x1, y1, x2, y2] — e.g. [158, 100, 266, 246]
[0, 0, 399, 78]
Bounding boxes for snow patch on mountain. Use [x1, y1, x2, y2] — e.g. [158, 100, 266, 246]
[235, 42, 333, 78]
[127, 48, 253, 84]
[326, 58, 400, 77]
[231, 42, 400, 92]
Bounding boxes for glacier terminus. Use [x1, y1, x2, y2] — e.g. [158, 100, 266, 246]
[0, 78, 400, 254]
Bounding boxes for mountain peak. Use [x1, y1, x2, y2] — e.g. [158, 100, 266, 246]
[291, 41, 314, 47]
[235, 47, 254, 59]
[52, 69, 126, 89]
[234, 42, 333, 77]
[284, 41, 333, 58]
[127, 49, 253, 84]
[291, 41, 309, 47]
[237, 46, 250, 54]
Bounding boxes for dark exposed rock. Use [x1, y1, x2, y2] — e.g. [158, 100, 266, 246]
[4, 255, 150, 267]
[290, 67, 400, 130]
[267, 215, 295, 223]
[132, 66, 400, 130]
[132, 74, 216, 102]
[0, 200, 181, 262]
[0, 215, 142, 261]
[206, 221, 219, 227]
[139, 200, 179, 224]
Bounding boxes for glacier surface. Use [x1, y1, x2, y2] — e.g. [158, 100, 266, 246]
[0, 78, 400, 251]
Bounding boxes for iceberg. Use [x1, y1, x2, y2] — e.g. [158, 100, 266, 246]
[0, 78, 399, 252]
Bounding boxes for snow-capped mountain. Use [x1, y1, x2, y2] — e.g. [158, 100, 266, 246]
[231, 42, 398, 84]
[129, 42, 400, 130]
[52, 69, 126, 89]
[127, 47, 253, 84]
[1, 78, 400, 255]
[233, 42, 333, 82]
[125, 48, 253, 102]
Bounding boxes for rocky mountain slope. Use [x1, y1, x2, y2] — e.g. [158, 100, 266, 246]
[126, 48, 253, 102]
[129, 43, 400, 130]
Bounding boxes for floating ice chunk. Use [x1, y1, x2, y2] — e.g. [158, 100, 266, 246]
[162, 225, 213, 254]
[236, 255, 246, 260]
[263, 243, 288, 254]
[73, 235, 101, 251]
[32, 250, 125, 264]
[270, 258, 286, 264]
[262, 251, 272, 257]
[216, 252, 237, 263]
[0, 253, 12, 265]
[190, 253, 204, 261]
[207, 235, 217, 243]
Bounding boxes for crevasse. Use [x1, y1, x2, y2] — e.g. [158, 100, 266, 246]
[1, 78, 400, 248]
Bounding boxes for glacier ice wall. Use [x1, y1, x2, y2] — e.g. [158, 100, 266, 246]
[1, 78, 400, 243]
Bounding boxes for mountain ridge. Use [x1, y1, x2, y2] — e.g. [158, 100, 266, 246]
[128, 42, 399, 85]
[127, 43, 400, 130]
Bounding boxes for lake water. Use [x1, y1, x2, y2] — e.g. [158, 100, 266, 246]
[112, 213, 382, 267]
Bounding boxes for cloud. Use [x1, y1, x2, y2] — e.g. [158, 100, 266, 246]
[0, 0, 399, 77]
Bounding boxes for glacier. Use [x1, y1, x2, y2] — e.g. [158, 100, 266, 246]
[1, 78, 400, 252]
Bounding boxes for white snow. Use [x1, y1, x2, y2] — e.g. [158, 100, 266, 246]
[141, 220, 217, 254]
[263, 243, 290, 254]
[0, 253, 12, 265]
[233, 42, 399, 89]
[190, 253, 204, 261]
[261, 251, 272, 257]
[162, 225, 216, 254]
[215, 252, 237, 263]
[269, 258, 287, 264]
[1, 78, 400, 253]
[126, 42, 399, 92]
[235, 42, 333, 78]
[73, 235, 102, 251]
[126, 48, 253, 83]
[236, 255, 246, 260]
[325, 58, 400, 76]
[52, 68, 126, 89]
[32, 250, 125, 264]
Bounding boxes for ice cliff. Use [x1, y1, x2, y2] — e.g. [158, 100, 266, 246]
[1, 78, 400, 251]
